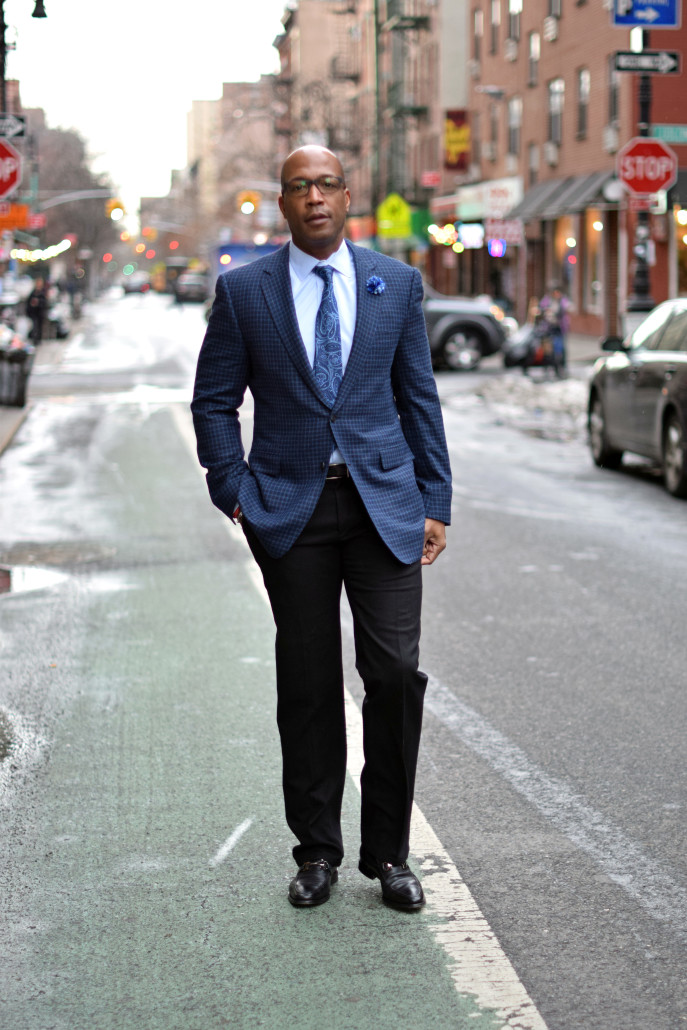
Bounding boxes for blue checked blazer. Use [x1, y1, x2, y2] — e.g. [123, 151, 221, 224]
[191, 241, 452, 563]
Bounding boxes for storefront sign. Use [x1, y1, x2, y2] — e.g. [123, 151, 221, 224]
[485, 217, 524, 245]
[444, 110, 470, 172]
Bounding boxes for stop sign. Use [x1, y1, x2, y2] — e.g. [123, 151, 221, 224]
[617, 136, 678, 195]
[0, 138, 21, 200]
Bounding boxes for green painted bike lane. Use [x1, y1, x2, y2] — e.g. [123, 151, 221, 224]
[1, 401, 505, 1029]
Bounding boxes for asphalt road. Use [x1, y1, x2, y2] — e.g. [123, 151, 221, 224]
[0, 290, 686, 1029]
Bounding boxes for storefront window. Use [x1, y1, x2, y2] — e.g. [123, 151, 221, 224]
[554, 215, 577, 300]
[585, 208, 603, 313]
[676, 205, 687, 296]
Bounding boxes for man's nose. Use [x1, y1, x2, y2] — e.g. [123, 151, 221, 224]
[305, 182, 325, 200]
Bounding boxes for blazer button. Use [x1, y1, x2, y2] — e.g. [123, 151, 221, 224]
[320, 461, 326, 470]
[330, 415, 337, 423]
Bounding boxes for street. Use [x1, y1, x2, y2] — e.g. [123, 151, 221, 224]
[1, 289, 686, 1029]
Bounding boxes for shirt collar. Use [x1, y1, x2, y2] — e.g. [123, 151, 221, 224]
[289, 240, 353, 283]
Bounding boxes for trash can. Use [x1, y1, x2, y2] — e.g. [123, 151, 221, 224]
[0, 344, 35, 407]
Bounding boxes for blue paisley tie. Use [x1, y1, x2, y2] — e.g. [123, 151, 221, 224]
[312, 265, 343, 406]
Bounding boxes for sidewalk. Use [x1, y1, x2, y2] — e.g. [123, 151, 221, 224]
[0, 337, 68, 455]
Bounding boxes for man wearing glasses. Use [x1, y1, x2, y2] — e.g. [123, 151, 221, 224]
[192, 146, 451, 911]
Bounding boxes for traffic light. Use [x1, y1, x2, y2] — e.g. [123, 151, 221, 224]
[237, 191, 261, 214]
[106, 198, 125, 221]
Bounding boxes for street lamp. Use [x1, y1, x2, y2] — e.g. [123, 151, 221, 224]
[1, 1, 48, 111]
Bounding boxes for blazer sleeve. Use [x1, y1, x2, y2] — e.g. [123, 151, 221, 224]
[191, 273, 250, 519]
[390, 269, 452, 525]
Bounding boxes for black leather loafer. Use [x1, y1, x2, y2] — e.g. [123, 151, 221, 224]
[288, 859, 338, 907]
[358, 857, 425, 910]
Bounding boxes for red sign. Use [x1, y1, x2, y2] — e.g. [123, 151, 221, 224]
[617, 136, 678, 195]
[0, 138, 21, 199]
[444, 110, 470, 172]
[421, 171, 442, 188]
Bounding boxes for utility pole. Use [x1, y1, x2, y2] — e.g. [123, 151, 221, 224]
[626, 64, 654, 313]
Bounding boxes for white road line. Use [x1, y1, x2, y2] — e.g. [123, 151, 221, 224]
[424, 676, 687, 930]
[171, 403, 549, 1029]
[209, 818, 253, 868]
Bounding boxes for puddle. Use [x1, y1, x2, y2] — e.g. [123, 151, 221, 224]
[0, 565, 68, 596]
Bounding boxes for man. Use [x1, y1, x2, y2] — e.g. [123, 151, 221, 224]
[192, 146, 451, 911]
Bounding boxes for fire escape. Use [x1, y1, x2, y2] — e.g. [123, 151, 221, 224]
[379, 0, 432, 200]
[328, 0, 362, 155]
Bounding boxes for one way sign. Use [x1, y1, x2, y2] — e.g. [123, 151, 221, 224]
[614, 50, 681, 74]
[0, 113, 25, 138]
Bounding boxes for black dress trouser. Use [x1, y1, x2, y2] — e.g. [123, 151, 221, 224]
[243, 475, 427, 868]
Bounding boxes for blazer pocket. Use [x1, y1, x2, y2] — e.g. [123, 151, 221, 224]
[379, 438, 415, 470]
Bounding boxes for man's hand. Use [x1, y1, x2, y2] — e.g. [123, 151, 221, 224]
[422, 518, 446, 566]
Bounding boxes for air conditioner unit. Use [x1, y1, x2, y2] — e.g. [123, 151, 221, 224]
[543, 141, 559, 166]
[504, 38, 518, 62]
[543, 15, 558, 41]
[467, 59, 481, 80]
[602, 124, 619, 154]
[482, 142, 497, 161]
[505, 154, 518, 174]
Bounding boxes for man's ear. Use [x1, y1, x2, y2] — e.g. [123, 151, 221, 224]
[278, 194, 286, 218]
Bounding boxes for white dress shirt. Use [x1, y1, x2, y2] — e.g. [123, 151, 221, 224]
[288, 240, 357, 464]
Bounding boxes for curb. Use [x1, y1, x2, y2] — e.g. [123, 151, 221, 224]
[0, 402, 32, 457]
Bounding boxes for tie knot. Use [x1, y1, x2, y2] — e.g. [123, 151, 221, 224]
[314, 264, 334, 287]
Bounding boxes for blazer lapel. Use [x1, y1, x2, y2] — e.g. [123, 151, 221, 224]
[261, 246, 326, 400]
[333, 243, 380, 411]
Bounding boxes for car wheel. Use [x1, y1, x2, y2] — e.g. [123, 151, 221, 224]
[662, 409, 687, 498]
[441, 328, 484, 371]
[589, 392, 623, 470]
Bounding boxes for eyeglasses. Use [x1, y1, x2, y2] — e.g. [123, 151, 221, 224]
[282, 176, 346, 197]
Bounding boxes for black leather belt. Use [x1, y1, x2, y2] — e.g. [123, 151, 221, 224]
[326, 463, 349, 480]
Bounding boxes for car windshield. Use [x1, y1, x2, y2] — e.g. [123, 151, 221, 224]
[628, 303, 671, 350]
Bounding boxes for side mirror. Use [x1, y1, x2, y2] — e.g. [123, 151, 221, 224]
[600, 335, 624, 352]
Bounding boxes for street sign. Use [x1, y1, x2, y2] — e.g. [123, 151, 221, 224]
[651, 124, 687, 144]
[614, 50, 681, 74]
[617, 137, 678, 195]
[0, 113, 25, 138]
[0, 138, 22, 200]
[612, 0, 681, 27]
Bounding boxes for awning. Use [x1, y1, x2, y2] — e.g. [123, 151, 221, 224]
[507, 171, 615, 221]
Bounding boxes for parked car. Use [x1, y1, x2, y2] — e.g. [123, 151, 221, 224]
[174, 272, 209, 303]
[588, 299, 687, 497]
[422, 283, 509, 370]
[122, 271, 151, 294]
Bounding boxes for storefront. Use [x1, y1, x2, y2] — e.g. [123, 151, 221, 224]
[427, 177, 522, 304]
[505, 171, 620, 334]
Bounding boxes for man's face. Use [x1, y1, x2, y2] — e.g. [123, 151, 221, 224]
[278, 149, 350, 259]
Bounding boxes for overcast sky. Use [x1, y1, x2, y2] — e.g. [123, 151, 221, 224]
[7, 0, 287, 217]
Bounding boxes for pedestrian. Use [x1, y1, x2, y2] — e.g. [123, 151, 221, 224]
[26, 277, 49, 344]
[191, 145, 452, 911]
[538, 282, 570, 375]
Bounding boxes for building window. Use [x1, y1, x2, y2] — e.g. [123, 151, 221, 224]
[472, 111, 482, 164]
[528, 143, 539, 187]
[473, 8, 484, 62]
[577, 68, 590, 139]
[548, 0, 562, 16]
[508, 97, 522, 155]
[490, 0, 500, 54]
[508, 0, 522, 41]
[528, 32, 540, 86]
[548, 77, 565, 144]
[607, 57, 620, 125]
[490, 102, 499, 151]
[585, 208, 603, 314]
